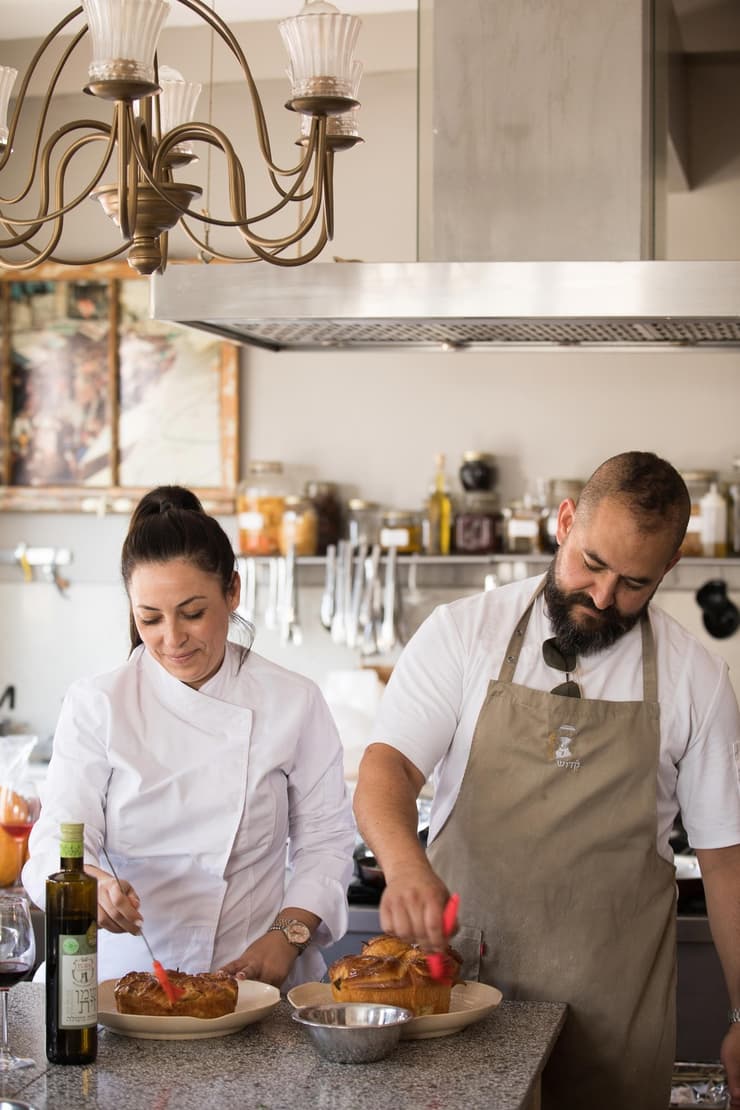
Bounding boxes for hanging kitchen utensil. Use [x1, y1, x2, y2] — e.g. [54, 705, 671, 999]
[360, 545, 382, 657]
[100, 846, 184, 1005]
[237, 557, 257, 624]
[320, 544, 337, 630]
[280, 544, 303, 645]
[376, 545, 398, 654]
[330, 541, 348, 644]
[263, 557, 280, 631]
[345, 541, 368, 648]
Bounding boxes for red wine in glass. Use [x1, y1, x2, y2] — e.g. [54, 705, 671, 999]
[0, 961, 33, 989]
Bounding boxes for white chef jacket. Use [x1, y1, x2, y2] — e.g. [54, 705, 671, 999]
[24, 641, 355, 987]
[369, 575, 740, 862]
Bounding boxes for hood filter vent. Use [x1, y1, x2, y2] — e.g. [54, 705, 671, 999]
[188, 315, 740, 352]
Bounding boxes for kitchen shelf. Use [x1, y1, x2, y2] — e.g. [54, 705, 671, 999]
[237, 554, 740, 593]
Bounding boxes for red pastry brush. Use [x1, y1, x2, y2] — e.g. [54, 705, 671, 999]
[426, 892, 460, 981]
[101, 846, 185, 1005]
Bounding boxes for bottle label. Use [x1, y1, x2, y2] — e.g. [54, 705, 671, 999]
[58, 926, 98, 1028]
[507, 519, 539, 538]
[380, 527, 410, 547]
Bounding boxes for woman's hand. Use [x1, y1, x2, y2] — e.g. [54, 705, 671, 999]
[218, 933, 299, 989]
[85, 864, 142, 935]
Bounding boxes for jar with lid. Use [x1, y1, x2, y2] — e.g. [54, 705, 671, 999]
[236, 460, 286, 556]
[459, 451, 497, 492]
[347, 499, 380, 546]
[279, 495, 319, 556]
[379, 510, 422, 554]
[304, 480, 342, 555]
[680, 470, 718, 557]
[729, 458, 740, 555]
[541, 478, 584, 553]
[454, 492, 502, 555]
[501, 496, 547, 555]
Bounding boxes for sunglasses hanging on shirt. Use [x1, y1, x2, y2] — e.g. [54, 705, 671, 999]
[542, 638, 581, 698]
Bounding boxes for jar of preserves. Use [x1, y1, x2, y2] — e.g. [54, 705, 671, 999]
[379, 510, 422, 554]
[502, 498, 547, 555]
[347, 499, 380, 546]
[304, 480, 342, 555]
[459, 451, 497, 492]
[236, 460, 286, 556]
[279, 495, 319, 556]
[680, 470, 718, 557]
[454, 492, 502, 554]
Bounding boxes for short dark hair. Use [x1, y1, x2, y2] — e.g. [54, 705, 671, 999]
[121, 485, 250, 654]
[577, 451, 691, 553]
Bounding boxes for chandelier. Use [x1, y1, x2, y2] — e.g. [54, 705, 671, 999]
[0, 0, 363, 275]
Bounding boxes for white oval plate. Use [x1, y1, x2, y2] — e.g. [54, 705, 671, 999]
[98, 979, 280, 1040]
[287, 980, 503, 1040]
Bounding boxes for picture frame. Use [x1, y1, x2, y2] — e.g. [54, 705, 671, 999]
[0, 262, 239, 513]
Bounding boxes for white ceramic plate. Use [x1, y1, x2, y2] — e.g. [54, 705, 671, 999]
[98, 978, 280, 1040]
[286, 980, 503, 1040]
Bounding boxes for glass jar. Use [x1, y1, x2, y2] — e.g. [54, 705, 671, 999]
[541, 478, 585, 553]
[729, 458, 740, 556]
[501, 498, 547, 555]
[236, 460, 286, 556]
[680, 470, 717, 558]
[304, 480, 342, 555]
[279, 495, 319, 556]
[347, 498, 380, 546]
[379, 509, 422, 553]
[459, 451, 497, 492]
[454, 492, 502, 554]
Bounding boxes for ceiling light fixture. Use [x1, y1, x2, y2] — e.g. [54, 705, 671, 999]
[0, 0, 362, 275]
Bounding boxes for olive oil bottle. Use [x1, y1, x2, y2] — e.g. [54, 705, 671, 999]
[424, 452, 453, 555]
[45, 822, 98, 1064]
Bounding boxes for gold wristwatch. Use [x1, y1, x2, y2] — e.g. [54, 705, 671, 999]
[268, 916, 311, 953]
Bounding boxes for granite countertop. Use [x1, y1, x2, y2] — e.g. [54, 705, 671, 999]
[2, 984, 566, 1110]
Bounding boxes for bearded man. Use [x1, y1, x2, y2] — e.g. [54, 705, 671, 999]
[354, 450, 740, 1110]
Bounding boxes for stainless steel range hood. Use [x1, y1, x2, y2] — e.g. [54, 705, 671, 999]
[151, 1, 740, 351]
[151, 260, 740, 351]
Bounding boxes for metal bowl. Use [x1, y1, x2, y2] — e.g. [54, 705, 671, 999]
[291, 1003, 412, 1063]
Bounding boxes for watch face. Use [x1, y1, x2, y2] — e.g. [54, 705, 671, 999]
[285, 922, 311, 945]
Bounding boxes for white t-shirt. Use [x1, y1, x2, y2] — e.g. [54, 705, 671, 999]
[369, 575, 740, 862]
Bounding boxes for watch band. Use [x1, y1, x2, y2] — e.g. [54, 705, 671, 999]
[268, 916, 311, 953]
[729, 1008, 740, 1024]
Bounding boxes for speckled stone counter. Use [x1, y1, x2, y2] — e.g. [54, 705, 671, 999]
[1, 984, 566, 1110]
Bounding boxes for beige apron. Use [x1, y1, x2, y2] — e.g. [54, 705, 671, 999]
[428, 584, 677, 1110]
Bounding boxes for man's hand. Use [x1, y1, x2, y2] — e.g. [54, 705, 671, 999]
[379, 862, 450, 951]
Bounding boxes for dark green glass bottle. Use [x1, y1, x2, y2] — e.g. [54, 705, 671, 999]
[45, 821, 98, 1064]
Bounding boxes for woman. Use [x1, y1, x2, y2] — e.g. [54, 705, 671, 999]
[24, 486, 355, 989]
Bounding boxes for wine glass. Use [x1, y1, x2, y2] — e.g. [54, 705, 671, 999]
[0, 892, 36, 1070]
[0, 778, 41, 891]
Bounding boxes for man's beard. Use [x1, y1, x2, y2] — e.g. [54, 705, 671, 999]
[543, 559, 651, 657]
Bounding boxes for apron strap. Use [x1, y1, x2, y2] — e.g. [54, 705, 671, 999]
[498, 576, 658, 704]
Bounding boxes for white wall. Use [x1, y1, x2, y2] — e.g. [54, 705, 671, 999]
[0, 11, 739, 747]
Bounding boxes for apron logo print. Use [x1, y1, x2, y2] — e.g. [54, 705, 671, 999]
[548, 725, 581, 771]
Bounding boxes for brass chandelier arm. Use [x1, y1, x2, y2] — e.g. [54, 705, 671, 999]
[0, 126, 115, 252]
[172, 0, 314, 178]
[0, 23, 89, 202]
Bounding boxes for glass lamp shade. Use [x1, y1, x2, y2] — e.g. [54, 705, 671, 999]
[299, 59, 362, 145]
[82, 0, 171, 99]
[158, 65, 202, 159]
[0, 66, 17, 146]
[280, 0, 361, 105]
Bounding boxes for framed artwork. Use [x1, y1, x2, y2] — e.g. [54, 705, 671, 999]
[0, 262, 239, 513]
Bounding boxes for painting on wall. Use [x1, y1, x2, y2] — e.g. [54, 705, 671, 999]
[0, 263, 239, 512]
